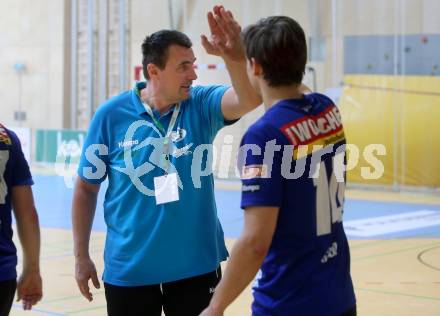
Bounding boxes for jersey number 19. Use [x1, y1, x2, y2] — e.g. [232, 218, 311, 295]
[0, 150, 9, 205]
[313, 154, 345, 236]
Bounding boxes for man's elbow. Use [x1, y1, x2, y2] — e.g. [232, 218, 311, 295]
[74, 177, 100, 198]
[23, 205, 39, 224]
[243, 235, 271, 259]
[16, 206, 40, 229]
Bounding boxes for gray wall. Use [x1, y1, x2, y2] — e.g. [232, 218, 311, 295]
[344, 35, 440, 76]
[0, 0, 66, 129]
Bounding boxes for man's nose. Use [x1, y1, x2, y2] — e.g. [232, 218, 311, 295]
[190, 67, 198, 80]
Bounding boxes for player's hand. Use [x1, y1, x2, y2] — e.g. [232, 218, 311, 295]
[17, 270, 43, 310]
[75, 257, 100, 301]
[201, 5, 245, 62]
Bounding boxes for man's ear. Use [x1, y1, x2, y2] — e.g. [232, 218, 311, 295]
[250, 58, 263, 77]
[147, 63, 159, 79]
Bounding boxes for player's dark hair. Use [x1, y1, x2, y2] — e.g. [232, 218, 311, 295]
[242, 16, 307, 86]
[141, 30, 192, 80]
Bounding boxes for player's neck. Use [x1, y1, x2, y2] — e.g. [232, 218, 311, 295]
[140, 84, 174, 115]
[261, 84, 303, 110]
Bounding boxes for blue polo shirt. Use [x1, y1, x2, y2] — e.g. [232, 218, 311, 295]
[239, 94, 356, 316]
[0, 125, 34, 282]
[78, 83, 230, 286]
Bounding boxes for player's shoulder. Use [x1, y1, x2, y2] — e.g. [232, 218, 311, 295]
[190, 84, 228, 94]
[247, 117, 272, 136]
[186, 85, 229, 105]
[243, 116, 285, 146]
[89, 90, 133, 129]
[303, 92, 338, 113]
[306, 92, 334, 104]
[98, 90, 132, 115]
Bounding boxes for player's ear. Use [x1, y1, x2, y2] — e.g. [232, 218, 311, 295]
[250, 58, 263, 77]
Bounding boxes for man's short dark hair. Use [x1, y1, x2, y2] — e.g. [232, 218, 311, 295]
[242, 16, 307, 87]
[141, 30, 192, 80]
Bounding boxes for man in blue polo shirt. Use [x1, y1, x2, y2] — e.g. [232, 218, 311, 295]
[72, 6, 261, 316]
[201, 16, 356, 316]
[0, 124, 42, 314]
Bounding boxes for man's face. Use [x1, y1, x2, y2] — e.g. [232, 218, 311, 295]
[156, 45, 198, 103]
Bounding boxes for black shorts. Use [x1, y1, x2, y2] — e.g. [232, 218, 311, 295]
[0, 279, 17, 316]
[104, 267, 221, 316]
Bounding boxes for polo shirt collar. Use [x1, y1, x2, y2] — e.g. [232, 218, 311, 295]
[132, 81, 176, 118]
[132, 81, 148, 116]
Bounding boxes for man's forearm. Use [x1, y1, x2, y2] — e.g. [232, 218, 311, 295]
[16, 208, 40, 272]
[209, 236, 266, 313]
[12, 186, 41, 273]
[72, 183, 98, 259]
[224, 58, 262, 113]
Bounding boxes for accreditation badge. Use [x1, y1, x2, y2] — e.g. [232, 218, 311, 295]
[153, 172, 179, 205]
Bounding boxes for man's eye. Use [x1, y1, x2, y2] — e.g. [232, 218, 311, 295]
[179, 64, 192, 71]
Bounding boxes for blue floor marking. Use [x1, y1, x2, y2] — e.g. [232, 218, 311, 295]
[29, 175, 440, 239]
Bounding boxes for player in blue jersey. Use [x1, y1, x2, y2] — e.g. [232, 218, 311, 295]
[201, 16, 356, 316]
[0, 124, 42, 314]
[72, 6, 262, 316]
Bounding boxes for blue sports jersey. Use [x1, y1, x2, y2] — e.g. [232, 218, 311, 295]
[239, 93, 356, 316]
[0, 125, 34, 282]
[78, 83, 231, 286]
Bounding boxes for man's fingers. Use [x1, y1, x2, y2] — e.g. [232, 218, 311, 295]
[81, 287, 93, 301]
[208, 8, 229, 43]
[213, 5, 223, 16]
[220, 9, 241, 36]
[21, 293, 42, 300]
[21, 294, 42, 309]
[22, 301, 32, 311]
[91, 270, 101, 289]
[212, 14, 228, 43]
[201, 35, 215, 54]
[207, 12, 218, 35]
[205, 6, 244, 60]
[213, 8, 240, 43]
[16, 289, 22, 301]
[77, 279, 93, 301]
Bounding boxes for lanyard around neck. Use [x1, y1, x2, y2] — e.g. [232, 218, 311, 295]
[136, 86, 180, 138]
[136, 87, 180, 172]
[143, 101, 180, 139]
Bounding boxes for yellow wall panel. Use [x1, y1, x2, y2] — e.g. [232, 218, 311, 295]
[339, 75, 440, 188]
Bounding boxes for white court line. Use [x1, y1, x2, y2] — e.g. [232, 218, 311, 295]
[344, 210, 440, 237]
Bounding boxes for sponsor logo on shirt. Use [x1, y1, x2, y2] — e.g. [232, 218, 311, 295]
[242, 184, 261, 193]
[241, 164, 268, 180]
[171, 128, 187, 143]
[171, 143, 193, 158]
[118, 139, 139, 148]
[280, 105, 345, 159]
[0, 124, 11, 145]
[321, 242, 338, 263]
[0, 150, 9, 205]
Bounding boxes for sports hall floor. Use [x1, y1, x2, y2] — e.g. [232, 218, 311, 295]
[9, 173, 440, 316]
